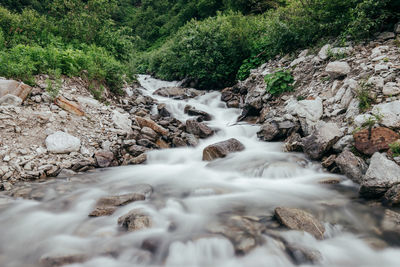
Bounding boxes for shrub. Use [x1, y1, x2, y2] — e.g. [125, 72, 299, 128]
[264, 70, 294, 95]
[389, 141, 400, 158]
[0, 29, 4, 50]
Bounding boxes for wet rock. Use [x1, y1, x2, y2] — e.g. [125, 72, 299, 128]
[153, 86, 203, 99]
[257, 122, 279, 141]
[172, 137, 187, 147]
[0, 79, 32, 102]
[141, 127, 157, 141]
[274, 207, 325, 240]
[381, 209, 400, 240]
[94, 150, 115, 168]
[118, 209, 151, 231]
[184, 105, 212, 121]
[134, 116, 169, 136]
[127, 145, 148, 157]
[325, 61, 351, 79]
[45, 131, 81, 154]
[335, 151, 368, 183]
[155, 138, 170, 149]
[383, 184, 400, 206]
[284, 132, 303, 152]
[54, 96, 84, 116]
[378, 32, 395, 40]
[360, 153, 400, 198]
[353, 127, 399, 156]
[40, 253, 87, 267]
[321, 154, 336, 169]
[301, 122, 343, 160]
[88, 206, 117, 217]
[129, 154, 147, 165]
[57, 169, 77, 178]
[372, 101, 400, 129]
[186, 119, 214, 138]
[203, 138, 245, 161]
[285, 243, 322, 264]
[0, 94, 22, 106]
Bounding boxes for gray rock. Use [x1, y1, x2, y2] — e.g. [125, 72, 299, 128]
[333, 135, 354, 152]
[153, 87, 203, 99]
[285, 132, 303, 152]
[0, 94, 22, 106]
[203, 138, 245, 161]
[257, 122, 279, 141]
[368, 76, 384, 89]
[318, 44, 332, 60]
[186, 119, 214, 138]
[112, 110, 132, 133]
[141, 127, 157, 141]
[118, 209, 151, 232]
[301, 122, 343, 160]
[383, 82, 400, 96]
[383, 184, 400, 206]
[360, 153, 400, 198]
[275, 207, 325, 240]
[45, 131, 81, 154]
[378, 32, 395, 40]
[395, 22, 400, 34]
[325, 61, 351, 78]
[285, 97, 323, 122]
[184, 105, 212, 121]
[372, 101, 400, 129]
[335, 151, 368, 183]
[94, 150, 115, 168]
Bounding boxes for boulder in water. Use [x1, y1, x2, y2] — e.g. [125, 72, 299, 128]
[153, 86, 203, 99]
[184, 105, 212, 121]
[186, 119, 214, 138]
[203, 138, 245, 161]
[335, 150, 368, 183]
[274, 207, 325, 240]
[118, 209, 152, 231]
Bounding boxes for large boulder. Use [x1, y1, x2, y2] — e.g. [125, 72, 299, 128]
[274, 207, 325, 240]
[202, 138, 245, 161]
[353, 127, 399, 156]
[372, 101, 400, 129]
[0, 79, 32, 102]
[153, 87, 203, 99]
[325, 61, 351, 79]
[186, 119, 214, 138]
[257, 121, 299, 141]
[301, 122, 343, 160]
[335, 151, 368, 183]
[359, 153, 400, 198]
[45, 131, 81, 154]
[286, 98, 323, 122]
[0, 94, 22, 106]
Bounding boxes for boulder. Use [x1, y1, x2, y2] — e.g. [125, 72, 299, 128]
[274, 207, 325, 240]
[94, 150, 115, 168]
[318, 44, 332, 60]
[335, 151, 368, 183]
[353, 127, 399, 156]
[325, 61, 351, 78]
[285, 97, 323, 122]
[186, 119, 214, 138]
[202, 138, 245, 161]
[0, 79, 32, 102]
[0, 94, 22, 106]
[45, 131, 81, 154]
[112, 110, 132, 133]
[372, 101, 400, 129]
[380, 209, 400, 240]
[118, 209, 151, 231]
[395, 22, 400, 34]
[284, 132, 303, 152]
[134, 116, 169, 136]
[359, 153, 400, 198]
[153, 87, 203, 99]
[55, 96, 84, 116]
[184, 105, 212, 121]
[301, 122, 343, 160]
[257, 122, 279, 141]
[383, 184, 400, 206]
[378, 32, 395, 40]
[383, 82, 400, 96]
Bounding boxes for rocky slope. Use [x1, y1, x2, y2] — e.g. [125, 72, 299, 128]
[222, 26, 400, 205]
[0, 75, 210, 191]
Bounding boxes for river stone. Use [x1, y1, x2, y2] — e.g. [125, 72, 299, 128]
[203, 138, 245, 161]
[153, 86, 203, 99]
[383, 184, 400, 206]
[381, 209, 400, 240]
[112, 110, 132, 133]
[353, 127, 399, 156]
[301, 122, 343, 160]
[134, 116, 169, 136]
[335, 151, 367, 183]
[186, 119, 214, 138]
[359, 153, 400, 198]
[184, 105, 212, 121]
[94, 150, 115, 168]
[0, 79, 32, 102]
[325, 61, 351, 78]
[40, 253, 87, 267]
[274, 207, 325, 240]
[45, 131, 81, 154]
[257, 122, 279, 141]
[285, 132, 303, 152]
[372, 101, 400, 129]
[0, 94, 22, 106]
[118, 209, 151, 231]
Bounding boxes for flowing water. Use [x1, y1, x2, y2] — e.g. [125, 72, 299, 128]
[1, 75, 400, 267]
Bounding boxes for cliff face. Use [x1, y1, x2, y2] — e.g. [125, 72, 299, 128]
[222, 28, 400, 202]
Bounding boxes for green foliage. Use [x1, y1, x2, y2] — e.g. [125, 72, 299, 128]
[45, 77, 61, 100]
[389, 141, 400, 158]
[0, 29, 4, 50]
[356, 81, 374, 112]
[264, 70, 294, 95]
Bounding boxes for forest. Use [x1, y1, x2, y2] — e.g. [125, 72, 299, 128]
[0, 0, 398, 91]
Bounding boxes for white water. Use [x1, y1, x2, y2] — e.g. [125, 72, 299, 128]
[0, 75, 399, 267]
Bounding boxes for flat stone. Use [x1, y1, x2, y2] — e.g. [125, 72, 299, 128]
[378, 32, 395, 40]
[134, 116, 168, 136]
[335, 150, 368, 183]
[286, 98, 323, 122]
[383, 82, 400, 96]
[275, 207, 325, 240]
[118, 209, 151, 231]
[360, 153, 400, 198]
[184, 105, 212, 121]
[45, 131, 81, 154]
[55, 96, 84, 116]
[353, 127, 399, 156]
[203, 138, 245, 161]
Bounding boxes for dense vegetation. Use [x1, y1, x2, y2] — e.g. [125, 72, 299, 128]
[0, 0, 398, 92]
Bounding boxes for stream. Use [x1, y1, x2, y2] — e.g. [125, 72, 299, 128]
[0, 75, 400, 267]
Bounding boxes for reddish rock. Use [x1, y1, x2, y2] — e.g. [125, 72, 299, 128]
[0, 79, 32, 102]
[186, 119, 214, 138]
[55, 96, 84, 116]
[354, 127, 399, 156]
[203, 138, 245, 161]
[134, 116, 169, 136]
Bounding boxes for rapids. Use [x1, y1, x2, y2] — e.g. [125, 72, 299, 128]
[0, 75, 399, 267]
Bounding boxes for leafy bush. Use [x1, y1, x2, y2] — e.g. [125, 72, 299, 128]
[389, 141, 400, 158]
[264, 70, 294, 95]
[142, 13, 260, 89]
[0, 29, 4, 50]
